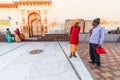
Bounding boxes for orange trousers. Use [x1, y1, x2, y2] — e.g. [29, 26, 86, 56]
[70, 44, 77, 54]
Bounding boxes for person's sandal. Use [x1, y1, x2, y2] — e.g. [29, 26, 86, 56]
[69, 54, 72, 58]
[95, 65, 101, 69]
[73, 54, 77, 58]
[88, 61, 95, 64]
[90, 65, 95, 69]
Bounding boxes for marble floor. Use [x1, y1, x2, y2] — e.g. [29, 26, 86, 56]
[0, 42, 93, 80]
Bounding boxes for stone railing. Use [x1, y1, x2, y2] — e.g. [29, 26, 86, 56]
[80, 33, 120, 42]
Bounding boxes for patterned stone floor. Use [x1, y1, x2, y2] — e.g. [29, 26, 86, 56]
[77, 42, 120, 80]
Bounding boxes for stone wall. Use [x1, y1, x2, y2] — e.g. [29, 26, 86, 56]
[0, 34, 6, 42]
[80, 34, 120, 42]
[65, 19, 93, 33]
[0, 33, 119, 42]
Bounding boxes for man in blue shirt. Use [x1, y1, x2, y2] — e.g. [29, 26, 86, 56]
[89, 18, 105, 69]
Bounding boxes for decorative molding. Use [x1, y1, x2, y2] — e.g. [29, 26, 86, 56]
[0, 1, 52, 8]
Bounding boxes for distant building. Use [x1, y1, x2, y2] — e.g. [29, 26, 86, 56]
[0, 0, 52, 37]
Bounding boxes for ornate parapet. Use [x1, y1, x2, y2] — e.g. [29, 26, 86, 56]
[0, 0, 52, 8]
[0, 3, 18, 8]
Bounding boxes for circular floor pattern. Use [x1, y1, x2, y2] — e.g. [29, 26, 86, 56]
[29, 49, 43, 54]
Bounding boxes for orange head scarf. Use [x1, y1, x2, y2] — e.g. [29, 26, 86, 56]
[74, 19, 80, 23]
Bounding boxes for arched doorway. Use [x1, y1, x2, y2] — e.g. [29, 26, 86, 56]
[31, 19, 42, 36]
[28, 12, 42, 37]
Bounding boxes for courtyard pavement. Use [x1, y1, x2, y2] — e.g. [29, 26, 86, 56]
[77, 42, 120, 80]
[0, 42, 93, 80]
[0, 41, 120, 80]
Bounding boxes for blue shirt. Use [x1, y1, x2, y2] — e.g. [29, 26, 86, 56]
[89, 25, 105, 44]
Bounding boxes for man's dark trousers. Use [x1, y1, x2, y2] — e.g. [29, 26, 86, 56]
[89, 43, 101, 66]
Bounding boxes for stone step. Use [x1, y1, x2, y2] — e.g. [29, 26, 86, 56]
[37, 34, 69, 41]
[24, 34, 69, 41]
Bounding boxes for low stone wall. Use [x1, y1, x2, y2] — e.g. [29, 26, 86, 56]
[80, 34, 120, 42]
[0, 34, 15, 42]
[0, 34, 6, 42]
[0, 33, 119, 42]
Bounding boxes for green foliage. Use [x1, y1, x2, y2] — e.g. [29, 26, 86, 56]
[116, 27, 120, 34]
